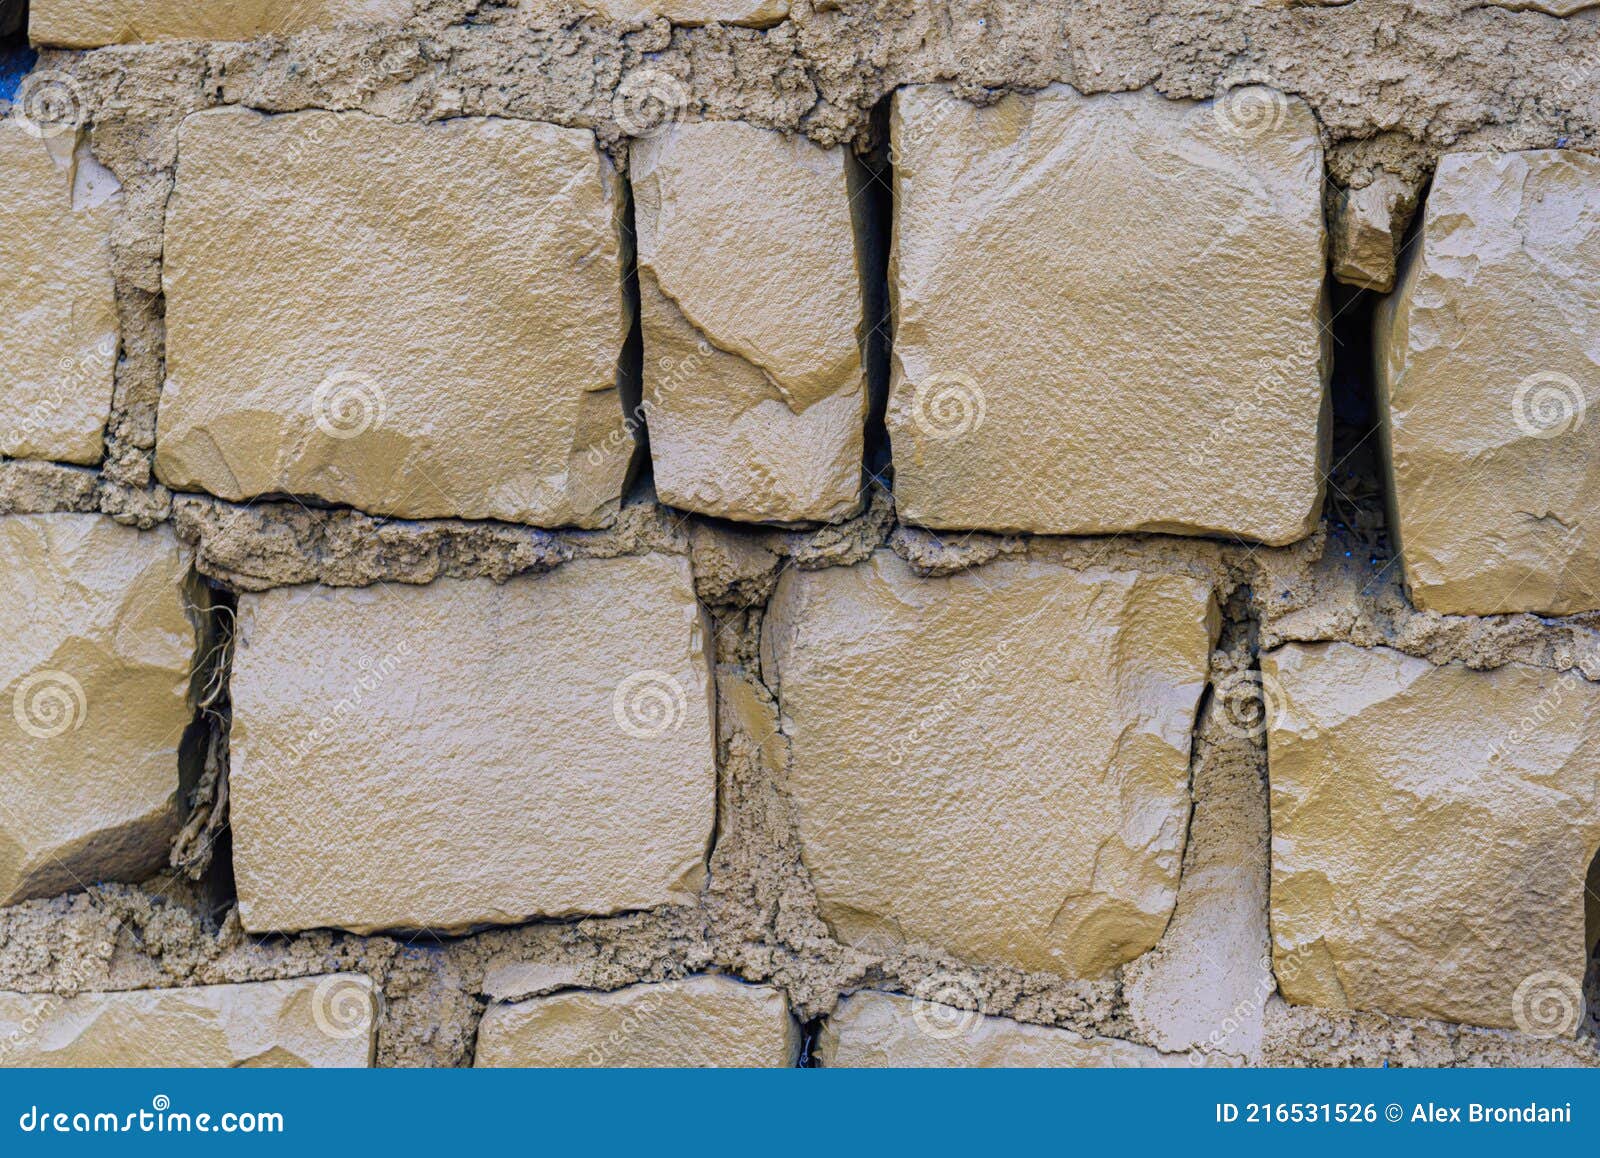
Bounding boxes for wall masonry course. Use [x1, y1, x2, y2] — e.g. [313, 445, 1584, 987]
[1377, 149, 1600, 616]
[762, 552, 1217, 978]
[1265, 642, 1600, 1033]
[228, 554, 713, 935]
[157, 108, 628, 529]
[0, 123, 119, 466]
[28, 0, 412, 46]
[632, 121, 868, 524]
[0, 516, 201, 906]
[886, 84, 1328, 544]
[0, 976, 376, 1066]
[474, 976, 798, 1067]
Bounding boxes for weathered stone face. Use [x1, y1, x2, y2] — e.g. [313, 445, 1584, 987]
[1376, 150, 1600, 616]
[762, 552, 1216, 977]
[0, 516, 199, 906]
[157, 108, 628, 529]
[887, 84, 1328, 545]
[0, 976, 376, 1066]
[632, 121, 866, 524]
[0, 125, 118, 465]
[1330, 171, 1419, 293]
[29, 0, 411, 46]
[581, 1, 790, 25]
[1265, 642, 1600, 1033]
[229, 555, 714, 935]
[475, 976, 798, 1067]
[818, 992, 1171, 1067]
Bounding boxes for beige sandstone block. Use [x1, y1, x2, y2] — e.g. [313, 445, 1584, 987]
[30, 0, 411, 46]
[818, 992, 1169, 1068]
[0, 516, 200, 905]
[632, 122, 867, 524]
[0, 124, 119, 465]
[887, 84, 1328, 544]
[229, 555, 713, 934]
[157, 108, 628, 528]
[475, 976, 798, 1067]
[1265, 642, 1600, 1033]
[761, 552, 1216, 977]
[0, 976, 376, 1066]
[1329, 171, 1419, 293]
[579, 1, 789, 26]
[1376, 150, 1600, 615]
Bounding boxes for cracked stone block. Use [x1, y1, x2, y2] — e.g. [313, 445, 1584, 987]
[29, 0, 412, 46]
[157, 108, 628, 529]
[1330, 170, 1419, 293]
[229, 554, 714, 935]
[1376, 150, 1600, 616]
[580, 1, 790, 25]
[887, 84, 1328, 545]
[631, 122, 867, 525]
[474, 976, 798, 1067]
[0, 976, 376, 1066]
[761, 552, 1217, 977]
[1265, 642, 1600, 1032]
[0, 516, 200, 906]
[817, 992, 1171, 1067]
[0, 124, 119, 465]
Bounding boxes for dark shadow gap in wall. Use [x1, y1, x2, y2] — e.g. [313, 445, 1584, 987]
[0, 2, 33, 100]
[1322, 281, 1389, 568]
[616, 168, 650, 503]
[851, 94, 895, 489]
[173, 580, 239, 925]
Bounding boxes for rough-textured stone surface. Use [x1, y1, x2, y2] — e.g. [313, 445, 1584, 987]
[229, 554, 713, 935]
[0, 516, 199, 906]
[762, 552, 1216, 977]
[475, 976, 798, 1066]
[1376, 149, 1600, 616]
[819, 992, 1170, 1067]
[1330, 171, 1420, 292]
[584, 1, 790, 24]
[0, 125, 119, 466]
[157, 108, 627, 529]
[1265, 642, 1600, 1032]
[632, 121, 866, 524]
[887, 84, 1328, 545]
[29, 0, 412, 47]
[0, 976, 375, 1066]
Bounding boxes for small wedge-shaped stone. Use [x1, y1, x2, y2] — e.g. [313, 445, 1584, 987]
[157, 109, 628, 529]
[29, 0, 411, 46]
[762, 552, 1216, 977]
[632, 121, 867, 524]
[1266, 642, 1600, 1032]
[0, 976, 376, 1066]
[475, 976, 798, 1067]
[0, 516, 200, 905]
[229, 555, 714, 934]
[888, 84, 1328, 544]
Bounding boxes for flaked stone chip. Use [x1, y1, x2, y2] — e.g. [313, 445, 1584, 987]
[157, 108, 628, 528]
[29, 0, 412, 46]
[228, 555, 714, 935]
[0, 976, 376, 1066]
[632, 121, 867, 525]
[1376, 150, 1600, 615]
[1265, 642, 1600, 1033]
[474, 976, 798, 1067]
[887, 84, 1328, 544]
[818, 992, 1172, 1067]
[761, 552, 1217, 977]
[0, 516, 200, 905]
[0, 124, 118, 465]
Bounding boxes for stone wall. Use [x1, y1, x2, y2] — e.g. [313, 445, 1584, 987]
[0, 0, 1597, 1068]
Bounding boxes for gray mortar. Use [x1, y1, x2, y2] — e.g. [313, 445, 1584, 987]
[1, 0, 1598, 1067]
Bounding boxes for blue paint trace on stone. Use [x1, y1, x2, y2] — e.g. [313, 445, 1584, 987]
[0, 44, 40, 105]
